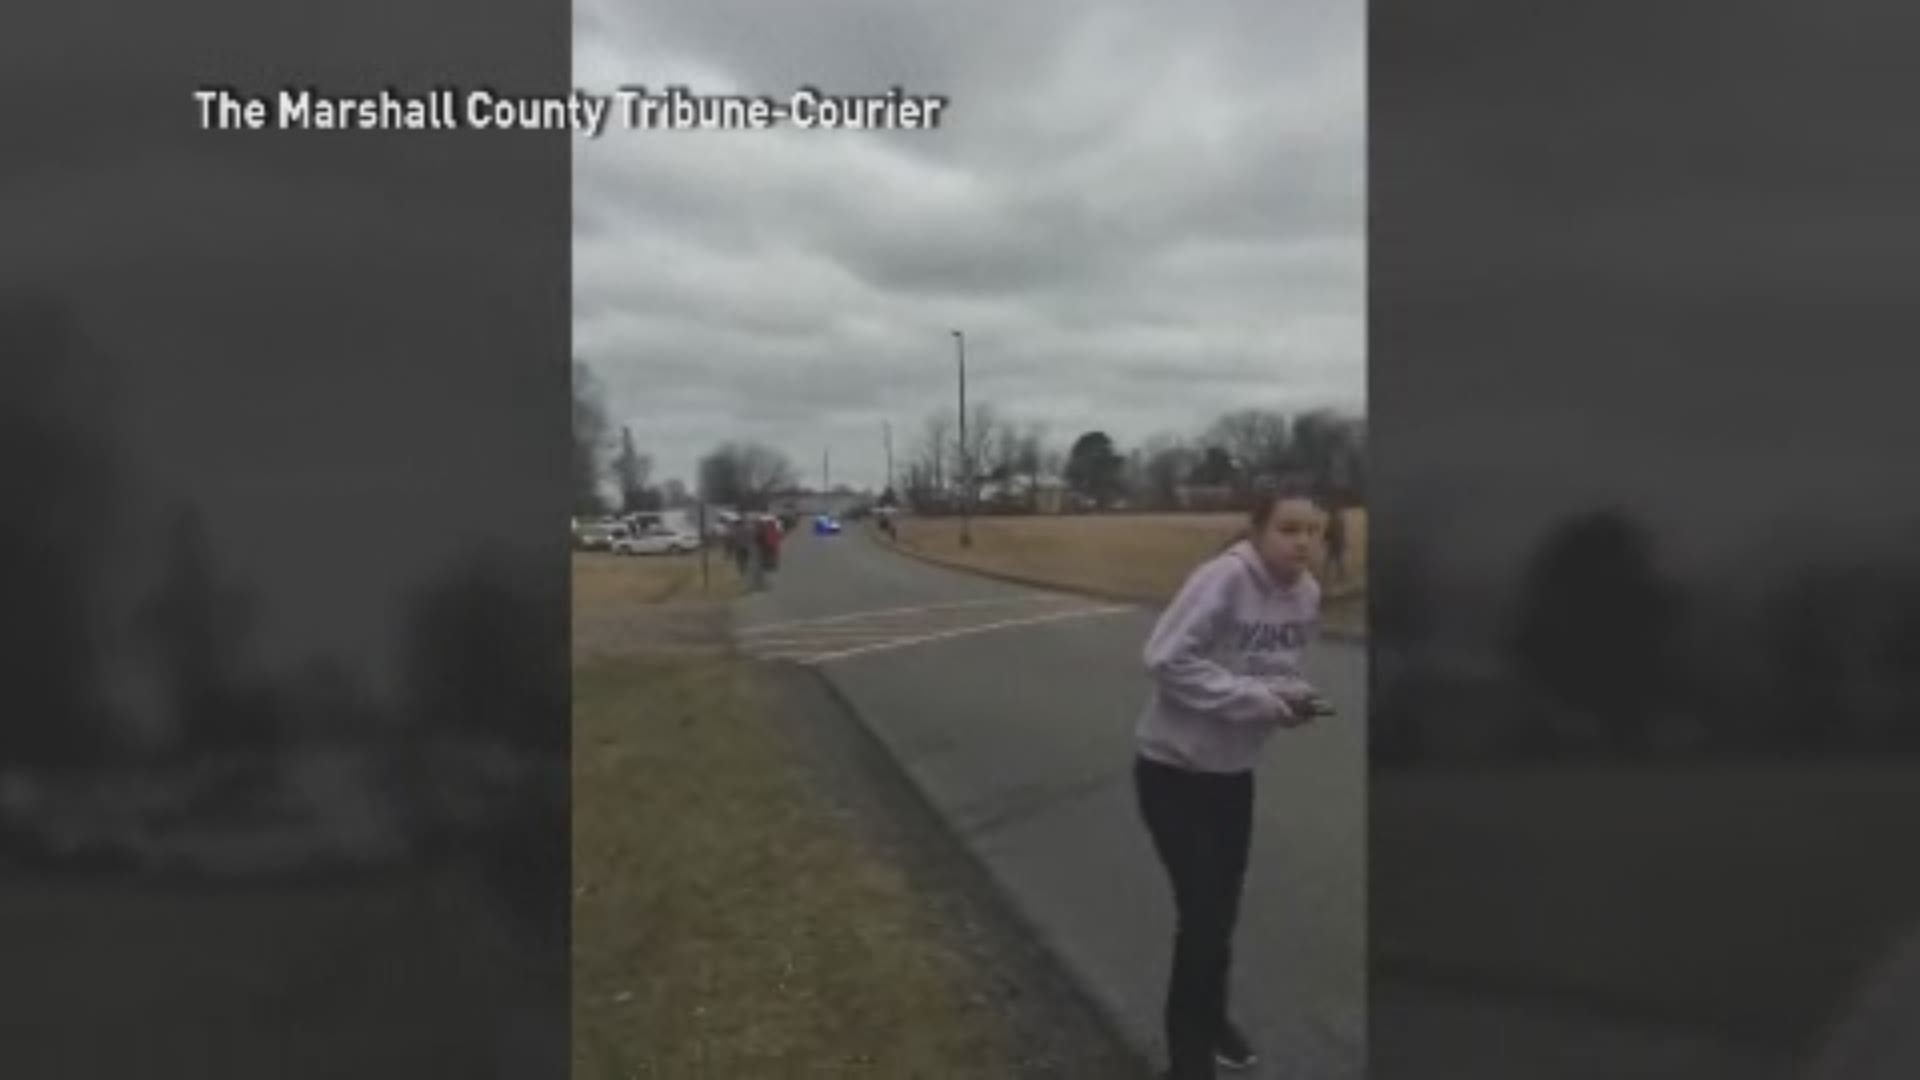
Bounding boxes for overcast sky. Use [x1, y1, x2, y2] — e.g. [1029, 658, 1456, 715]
[574, 0, 1363, 493]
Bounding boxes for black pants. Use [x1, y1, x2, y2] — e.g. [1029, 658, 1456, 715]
[1135, 755, 1254, 1078]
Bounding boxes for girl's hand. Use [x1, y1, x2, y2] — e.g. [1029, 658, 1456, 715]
[1274, 696, 1313, 728]
[1282, 690, 1336, 723]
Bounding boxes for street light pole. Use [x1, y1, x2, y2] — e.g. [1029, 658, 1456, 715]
[952, 329, 972, 548]
[883, 421, 894, 495]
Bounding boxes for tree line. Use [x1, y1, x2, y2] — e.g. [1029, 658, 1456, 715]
[575, 359, 1366, 518]
[894, 402, 1366, 515]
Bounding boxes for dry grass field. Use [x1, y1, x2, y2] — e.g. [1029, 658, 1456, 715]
[572, 553, 1121, 1078]
[888, 510, 1369, 637]
[570, 549, 713, 608]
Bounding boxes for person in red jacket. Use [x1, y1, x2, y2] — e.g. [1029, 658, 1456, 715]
[753, 514, 782, 588]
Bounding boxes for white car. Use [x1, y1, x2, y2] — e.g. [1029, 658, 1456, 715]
[612, 528, 701, 556]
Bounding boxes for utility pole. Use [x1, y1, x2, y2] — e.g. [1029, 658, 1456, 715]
[952, 329, 972, 548]
[883, 420, 894, 495]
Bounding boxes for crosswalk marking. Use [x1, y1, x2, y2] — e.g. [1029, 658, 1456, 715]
[736, 596, 1135, 666]
[792, 604, 1134, 665]
[734, 594, 1086, 637]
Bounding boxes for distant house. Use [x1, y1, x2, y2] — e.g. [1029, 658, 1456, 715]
[981, 475, 1068, 514]
[1175, 484, 1237, 513]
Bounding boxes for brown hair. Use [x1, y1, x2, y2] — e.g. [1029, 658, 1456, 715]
[1221, 475, 1324, 552]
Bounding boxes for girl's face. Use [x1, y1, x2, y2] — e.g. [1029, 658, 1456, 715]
[1255, 498, 1325, 582]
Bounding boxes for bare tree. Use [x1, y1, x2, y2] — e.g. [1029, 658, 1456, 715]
[1320, 414, 1367, 506]
[1122, 447, 1148, 506]
[1205, 408, 1291, 484]
[572, 359, 611, 515]
[961, 402, 1005, 498]
[918, 412, 953, 493]
[612, 426, 655, 513]
[1016, 423, 1048, 510]
[1141, 433, 1201, 511]
[994, 417, 1022, 485]
[698, 441, 798, 511]
[1291, 409, 1366, 503]
[903, 462, 933, 510]
[744, 443, 798, 506]
[696, 452, 733, 509]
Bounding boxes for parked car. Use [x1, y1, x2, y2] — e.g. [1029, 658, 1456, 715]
[612, 527, 701, 556]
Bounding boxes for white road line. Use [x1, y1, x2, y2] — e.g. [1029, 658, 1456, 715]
[746, 614, 1086, 640]
[797, 604, 1135, 665]
[749, 651, 835, 662]
[742, 606, 1119, 654]
[742, 633, 920, 652]
[741, 611, 1105, 641]
[734, 594, 1085, 636]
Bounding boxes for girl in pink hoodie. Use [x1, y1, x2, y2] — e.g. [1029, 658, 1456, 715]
[1135, 482, 1332, 1078]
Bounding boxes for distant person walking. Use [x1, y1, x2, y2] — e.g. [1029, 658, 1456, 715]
[1323, 504, 1347, 585]
[729, 518, 752, 578]
[759, 515, 782, 572]
[1133, 481, 1332, 1080]
[749, 514, 781, 591]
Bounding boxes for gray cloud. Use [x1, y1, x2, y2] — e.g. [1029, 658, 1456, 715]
[575, 0, 1363, 491]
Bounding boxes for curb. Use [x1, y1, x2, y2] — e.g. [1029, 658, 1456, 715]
[794, 663, 1161, 1079]
[865, 526, 1371, 645]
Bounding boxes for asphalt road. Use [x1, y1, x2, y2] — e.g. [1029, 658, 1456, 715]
[736, 528, 1365, 1079]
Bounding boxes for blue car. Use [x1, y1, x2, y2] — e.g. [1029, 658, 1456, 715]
[813, 514, 842, 536]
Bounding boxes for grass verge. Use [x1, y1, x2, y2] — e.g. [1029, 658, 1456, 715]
[571, 553, 1039, 1078]
[885, 511, 1369, 637]
[571, 549, 715, 607]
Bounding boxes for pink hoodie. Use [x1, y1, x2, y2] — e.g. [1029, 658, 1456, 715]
[1136, 540, 1322, 773]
